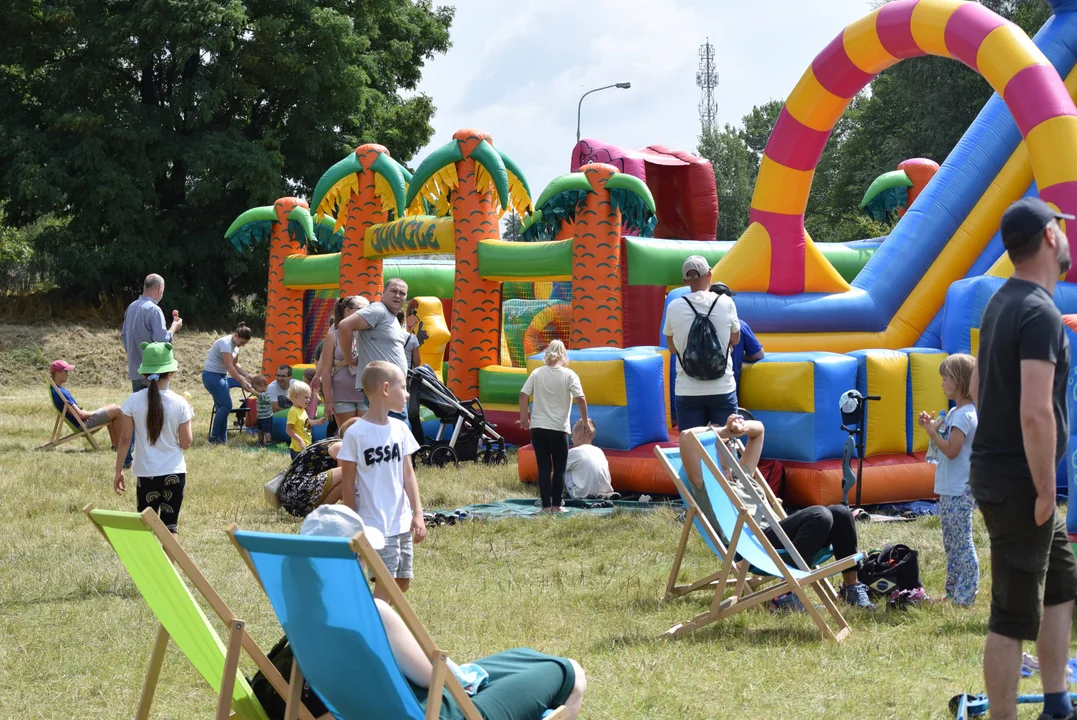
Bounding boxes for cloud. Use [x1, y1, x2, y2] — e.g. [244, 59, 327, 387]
[413, 0, 873, 203]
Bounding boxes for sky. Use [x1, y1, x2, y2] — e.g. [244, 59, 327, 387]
[411, 0, 875, 199]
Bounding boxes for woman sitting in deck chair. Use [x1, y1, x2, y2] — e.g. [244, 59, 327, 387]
[679, 414, 875, 611]
[49, 359, 123, 449]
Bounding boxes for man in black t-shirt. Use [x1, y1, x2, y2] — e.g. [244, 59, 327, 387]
[971, 197, 1077, 720]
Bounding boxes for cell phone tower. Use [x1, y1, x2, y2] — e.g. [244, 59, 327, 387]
[697, 39, 719, 133]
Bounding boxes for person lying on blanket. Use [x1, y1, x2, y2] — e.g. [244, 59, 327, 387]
[301, 505, 589, 719]
[679, 414, 875, 611]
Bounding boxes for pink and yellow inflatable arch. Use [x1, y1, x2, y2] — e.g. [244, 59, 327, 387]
[716, 0, 1077, 295]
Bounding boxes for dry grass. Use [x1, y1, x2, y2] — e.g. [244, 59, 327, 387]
[0, 324, 1055, 718]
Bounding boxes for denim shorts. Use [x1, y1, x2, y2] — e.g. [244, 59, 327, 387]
[376, 532, 414, 579]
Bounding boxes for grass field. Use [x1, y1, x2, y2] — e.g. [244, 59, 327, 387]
[0, 322, 1055, 718]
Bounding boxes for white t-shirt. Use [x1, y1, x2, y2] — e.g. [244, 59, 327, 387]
[122, 388, 195, 477]
[521, 365, 584, 434]
[662, 291, 740, 396]
[203, 336, 239, 374]
[565, 445, 614, 498]
[934, 404, 978, 496]
[268, 379, 295, 409]
[336, 418, 420, 536]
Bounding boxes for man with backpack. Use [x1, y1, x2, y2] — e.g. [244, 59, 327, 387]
[663, 256, 740, 430]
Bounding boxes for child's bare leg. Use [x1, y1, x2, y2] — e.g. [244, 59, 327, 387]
[396, 578, 410, 592]
[562, 659, 587, 720]
[373, 578, 409, 605]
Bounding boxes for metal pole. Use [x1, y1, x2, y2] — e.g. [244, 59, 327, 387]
[576, 82, 631, 143]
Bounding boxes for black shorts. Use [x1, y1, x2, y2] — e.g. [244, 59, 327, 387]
[978, 490, 1077, 641]
[256, 417, 273, 434]
[137, 473, 187, 534]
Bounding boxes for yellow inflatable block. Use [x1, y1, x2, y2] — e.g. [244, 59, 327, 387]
[784, 66, 853, 132]
[976, 25, 1042, 93]
[843, 9, 898, 75]
[739, 362, 814, 413]
[409, 296, 450, 381]
[1025, 115, 1077, 190]
[752, 156, 815, 215]
[860, 352, 908, 456]
[524, 358, 627, 407]
[713, 223, 772, 292]
[908, 352, 949, 453]
[803, 228, 852, 293]
[970, 328, 980, 356]
[910, 0, 961, 58]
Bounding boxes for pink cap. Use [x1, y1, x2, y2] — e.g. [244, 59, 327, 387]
[50, 359, 75, 373]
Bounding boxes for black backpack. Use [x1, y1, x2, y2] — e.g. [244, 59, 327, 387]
[857, 543, 922, 598]
[679, 296, 727, 381]
[248, 635, 329, 719]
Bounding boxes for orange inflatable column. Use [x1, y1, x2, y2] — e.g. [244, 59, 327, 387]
[447, 154, 502, 398]
[340, 144, 390, 299]
[570, 163, 623, 349]
[263, 197, 308, 377]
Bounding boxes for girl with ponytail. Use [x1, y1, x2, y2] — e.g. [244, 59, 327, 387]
[114, 342, 194, 533]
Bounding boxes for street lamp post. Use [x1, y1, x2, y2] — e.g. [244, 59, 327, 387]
[576, 82, 632, 143]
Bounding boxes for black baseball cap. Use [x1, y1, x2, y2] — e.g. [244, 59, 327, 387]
[710, 282, 736, 297]
[1000, 197, 1074, 254]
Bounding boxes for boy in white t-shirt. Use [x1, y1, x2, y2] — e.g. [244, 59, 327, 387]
[337, 361, 426, 602]
[565, 419, 615, 499]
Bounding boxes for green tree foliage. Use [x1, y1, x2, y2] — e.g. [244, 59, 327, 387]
[0, 0, 453, 316]
[502, 211, 523, 241]
[699, 0, 1051, 245]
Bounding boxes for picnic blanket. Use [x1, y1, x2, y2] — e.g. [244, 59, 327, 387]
[431, 497, 678, 521]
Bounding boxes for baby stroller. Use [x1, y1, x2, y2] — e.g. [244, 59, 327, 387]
[408, 364, 506, 468]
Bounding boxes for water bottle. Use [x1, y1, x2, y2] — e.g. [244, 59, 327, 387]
[926, 408, 947, 465]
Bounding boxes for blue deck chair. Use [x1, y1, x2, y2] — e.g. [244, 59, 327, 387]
[227, 525, 570, 720]
[661, 432, 833, 602]
[655, 428, 862, 642]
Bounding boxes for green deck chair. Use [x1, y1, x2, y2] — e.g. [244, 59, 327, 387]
[84, 505, 320, 720]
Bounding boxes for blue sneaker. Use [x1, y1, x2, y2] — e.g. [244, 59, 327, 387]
[769, 591, 805, 613]
[840, 582, 875, 609]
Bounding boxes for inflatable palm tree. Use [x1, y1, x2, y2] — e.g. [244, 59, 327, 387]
[405, 129, 531, 397]
[226, 197, 318, 375]
[310, 144, 409, 298]
[527, 164, 655, 348]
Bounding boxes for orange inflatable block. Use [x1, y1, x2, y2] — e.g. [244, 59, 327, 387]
[518, 443, 676, 495]
[783, 453, 936, 506]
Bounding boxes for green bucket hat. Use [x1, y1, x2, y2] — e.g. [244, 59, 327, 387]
[138, 342, 179, 377]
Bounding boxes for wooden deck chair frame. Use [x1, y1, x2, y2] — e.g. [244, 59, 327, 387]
[84, 505, 322, 720]
[657, 428, 859, 642]
[227, 524, 567, 720]
[660, 426, 839, 603]
[40, 374, 105, 451]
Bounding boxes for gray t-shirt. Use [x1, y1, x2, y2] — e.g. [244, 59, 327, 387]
[203, 336, 238, 374]
[354, 302, 408, 386]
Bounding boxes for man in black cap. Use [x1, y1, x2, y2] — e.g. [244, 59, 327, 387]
[972, 196, 1077, 720]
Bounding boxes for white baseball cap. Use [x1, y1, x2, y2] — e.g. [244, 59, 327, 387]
[682, 255, 712, 280]
[300, 505, 385, 549]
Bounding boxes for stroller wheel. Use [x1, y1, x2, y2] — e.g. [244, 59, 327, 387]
[413, 446, 432, 466]
[480, 449, 492, 464]
[492, 450, 507, 465]
[429, 446, 458, 468]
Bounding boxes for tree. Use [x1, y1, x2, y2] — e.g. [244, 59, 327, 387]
[503, 212, 524, 241]
[697, 126, 756, 240]
[0, 0, 453, 318]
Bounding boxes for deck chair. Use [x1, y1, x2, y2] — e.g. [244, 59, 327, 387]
[655, 427, 862, 642]
[39, 374, 105, 451]
[661, 431, 832, 601]
[227, 525, 570, 720]
[84, 505, 321, 720]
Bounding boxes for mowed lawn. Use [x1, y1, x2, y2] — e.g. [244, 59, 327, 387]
[0, 323, 1050, 718]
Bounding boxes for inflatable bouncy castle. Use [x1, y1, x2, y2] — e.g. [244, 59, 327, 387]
[230, 0, 1077, 529]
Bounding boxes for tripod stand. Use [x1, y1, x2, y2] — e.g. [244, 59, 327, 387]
[840, 393, 880, 508]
